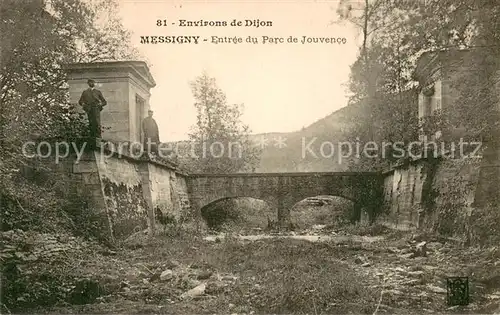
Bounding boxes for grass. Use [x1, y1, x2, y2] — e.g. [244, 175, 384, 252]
[9, 224, 500, 314]
[33, 230, 379, 315]
[209, 238, 377, 314]
[128, 233, 378, 314]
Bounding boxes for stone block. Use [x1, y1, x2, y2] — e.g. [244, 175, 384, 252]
[73, 161, 98, 173]
[82, 172, 100, 185]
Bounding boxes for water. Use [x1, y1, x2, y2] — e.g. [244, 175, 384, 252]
[203, 234, 384, 243]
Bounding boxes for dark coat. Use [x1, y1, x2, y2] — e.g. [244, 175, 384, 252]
[142, 117, 160, 141]
[78, 88, 107, 112]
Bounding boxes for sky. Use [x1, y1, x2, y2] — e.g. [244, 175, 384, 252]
[118, 0, 360, 141]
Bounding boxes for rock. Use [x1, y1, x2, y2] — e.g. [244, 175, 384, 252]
[354, 256, 364, 264]
[385, 289, 404, 295]
[400, 252, 416, 259]
[408, 270, 425, 277]
[387, 247, 400, 254]
[150, 272, 161, 282]
[361, 262, 371, 267]
[221, 275, 238, 282]
[160, 269, 173, 281]
[414, 241, 428, 257]
[190, 263, 200, 269]
[402, 279, 421, 285]
[312, 224, 326, 230]
[99, 249, 117, 256]
[400, 247, 412, 254]
[427, 242, 443, 251]
[427, 284, 447, 294]
[197, 270, 213, 280]
[187, 279, 202, 288]
[228, 303, 235, 309]
[206, 280, 226, 295]
[165, 260, 180, 269]
[422, 265, 438, 271]
[487, 293, 500, 300]
[181, 283, 206, 300]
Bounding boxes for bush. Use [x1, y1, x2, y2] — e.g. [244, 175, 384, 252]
[0, 230, 104, 312]
[468, 205, 500, 246]
[1, 175, 73, 234]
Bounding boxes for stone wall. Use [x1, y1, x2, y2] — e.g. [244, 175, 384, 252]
[93, 151, 149, 239]
[423, 157, 481, 236]
[36, 144, 189, 242]
[382, 156, 482, 239]
[146, 163, 187, 221]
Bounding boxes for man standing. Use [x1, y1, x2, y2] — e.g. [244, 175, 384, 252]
[142, 109, 160, 154]
[78, 79, 107, 139]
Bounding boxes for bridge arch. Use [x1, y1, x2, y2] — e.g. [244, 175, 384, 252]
[200, 196, 275, 230]
[187, 172, 383, 227]
[290, 195, 355, 228]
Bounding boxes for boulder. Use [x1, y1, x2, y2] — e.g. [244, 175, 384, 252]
[181, 283, 206, 299]
[160, 269, 173, 281]
[414, 241, 427, 257]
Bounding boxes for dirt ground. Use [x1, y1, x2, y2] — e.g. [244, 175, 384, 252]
[12, 225, 500, 314]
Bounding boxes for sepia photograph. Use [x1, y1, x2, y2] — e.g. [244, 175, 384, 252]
[1, 0, 499, 314]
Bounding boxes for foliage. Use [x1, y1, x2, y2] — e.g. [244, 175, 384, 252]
[0, 0, 140, 183]
[468, 205, 500, 246]
[1, 171, 73, 233]
[0, 0, 141, 240]
[1, 228, 106, 311]
[336, 0, 500, 171]
[0, 2, 140, 307]
[185, 72, 261, 173]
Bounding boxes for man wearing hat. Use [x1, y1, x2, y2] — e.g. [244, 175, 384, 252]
[78, 79, 107, 139]
[142, 109, 160, 155]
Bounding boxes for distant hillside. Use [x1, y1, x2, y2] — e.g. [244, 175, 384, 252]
[167, 104, 365, 173]
[249, 104, 362, 172]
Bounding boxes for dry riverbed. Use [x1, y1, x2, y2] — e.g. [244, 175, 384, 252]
[7, 226, 500, 314]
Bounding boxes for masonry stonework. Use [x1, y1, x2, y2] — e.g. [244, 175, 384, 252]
[187, 172, 383, 226]
[36, 144, 190, 242]
[381, 156, 483, 239]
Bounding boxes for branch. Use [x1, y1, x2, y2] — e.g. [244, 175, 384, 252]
[367, 19, 401, 36]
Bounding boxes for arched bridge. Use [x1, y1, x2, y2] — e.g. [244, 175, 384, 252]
[186, 172, 384, 226]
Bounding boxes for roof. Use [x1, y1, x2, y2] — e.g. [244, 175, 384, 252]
[64, 61, 156, 88]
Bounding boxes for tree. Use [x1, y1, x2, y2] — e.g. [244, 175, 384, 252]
[336, 0, 500, 170]
[0, 0, 141, 181]
[335, 0, 421, 170]
[447, 0, 500, 143]
[186, 72, 261, 173]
